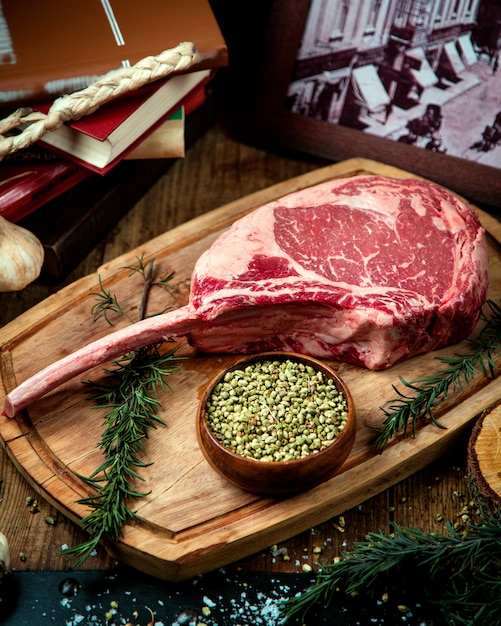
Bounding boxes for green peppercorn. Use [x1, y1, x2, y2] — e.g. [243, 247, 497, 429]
[205, 359, 349, 461]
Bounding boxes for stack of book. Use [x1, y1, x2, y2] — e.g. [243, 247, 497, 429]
[0, 0, 227, 281]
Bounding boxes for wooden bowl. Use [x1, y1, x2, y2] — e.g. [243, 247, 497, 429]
[196, 352, 356, 495]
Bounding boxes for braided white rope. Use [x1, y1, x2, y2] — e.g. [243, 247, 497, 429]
[0, 41, 199, 159]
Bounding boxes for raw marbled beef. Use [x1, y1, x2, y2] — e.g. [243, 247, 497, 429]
[188, 176, 489, 365]
[3, 175, 489, 416]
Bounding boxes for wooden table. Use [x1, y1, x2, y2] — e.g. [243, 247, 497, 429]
[0, 119, 483, 578]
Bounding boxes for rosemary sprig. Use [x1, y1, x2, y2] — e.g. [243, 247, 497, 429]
[372, 300, 501, 451]
[282, 514, 501, 625]
[63, 256, 181, 567]
[91, 254, 175, 326]
[63, 343, 182, 567]
[91, 274, 130, 325]
[122, 253, 175, 321]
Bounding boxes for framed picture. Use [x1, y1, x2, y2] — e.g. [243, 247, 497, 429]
[250, 0, 501, 208]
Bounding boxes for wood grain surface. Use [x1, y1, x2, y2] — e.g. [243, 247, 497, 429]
[0, 158, 499, 581]
[0, 135, 499, 572]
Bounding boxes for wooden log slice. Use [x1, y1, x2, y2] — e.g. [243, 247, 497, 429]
[467, 402, 501, 521]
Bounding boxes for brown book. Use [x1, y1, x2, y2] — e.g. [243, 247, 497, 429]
[0, 0, 227, 107]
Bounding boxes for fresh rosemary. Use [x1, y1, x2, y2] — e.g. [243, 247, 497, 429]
[372, 299, 501, 451]
[90, 254, 175, 325]
[63, 256, 182, 567]
[282, 513, 501, 625]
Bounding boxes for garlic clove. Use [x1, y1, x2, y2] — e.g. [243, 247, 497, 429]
[0, 215, 44, 292]
[0, 531, 10, 574]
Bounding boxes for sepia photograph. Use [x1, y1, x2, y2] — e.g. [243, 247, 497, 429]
[286, 0, 501, 168]
[252, 0, 501, 207]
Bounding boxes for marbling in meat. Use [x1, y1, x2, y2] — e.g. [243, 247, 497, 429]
[3, 175, 489, 417]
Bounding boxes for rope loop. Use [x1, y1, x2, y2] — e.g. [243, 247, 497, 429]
[0, 41, 199, 159]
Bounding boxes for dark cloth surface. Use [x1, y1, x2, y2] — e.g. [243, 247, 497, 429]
[0, 566, 445, 625]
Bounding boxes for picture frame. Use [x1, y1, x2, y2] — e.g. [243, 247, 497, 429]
[249, 0, 501, 209]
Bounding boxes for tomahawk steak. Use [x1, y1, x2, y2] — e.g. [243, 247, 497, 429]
[3, 175, 489, 417]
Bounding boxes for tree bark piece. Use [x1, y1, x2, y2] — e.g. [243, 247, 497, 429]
[467, 403, 501, 520]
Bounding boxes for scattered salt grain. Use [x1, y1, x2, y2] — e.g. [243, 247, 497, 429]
[197, 578, 291, 626]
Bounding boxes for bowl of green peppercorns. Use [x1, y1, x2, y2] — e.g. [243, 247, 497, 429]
[196, 352, 356, 495]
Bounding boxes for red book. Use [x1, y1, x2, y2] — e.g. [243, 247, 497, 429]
[0, 160, 90, 222]
[35, 69, 212, 174]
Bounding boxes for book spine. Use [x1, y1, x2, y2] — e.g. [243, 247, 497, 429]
[0, 161, 90, 222]
[0, 144, 65, 164]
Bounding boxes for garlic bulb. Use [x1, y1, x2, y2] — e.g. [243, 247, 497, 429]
[0, 215, 44, 291]
[0, 531, 10, 574]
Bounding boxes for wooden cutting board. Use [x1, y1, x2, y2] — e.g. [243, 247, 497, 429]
[1, 158, 500, 581]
